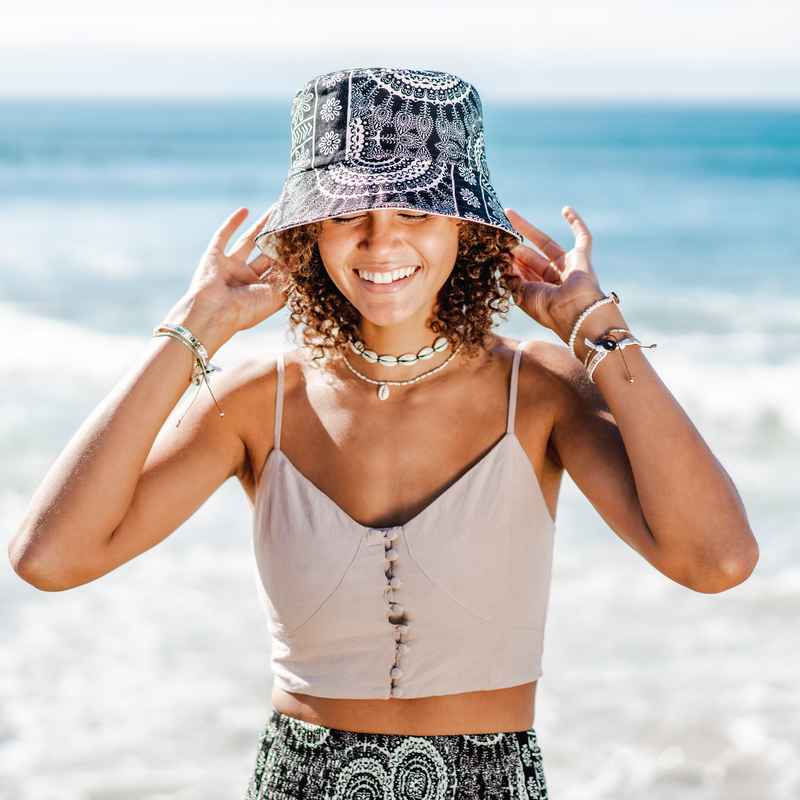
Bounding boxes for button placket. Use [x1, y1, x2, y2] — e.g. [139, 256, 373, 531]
[380, 527, 408, 698]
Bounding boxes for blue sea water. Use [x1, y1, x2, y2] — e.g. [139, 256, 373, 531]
[1, 100, 799, 799]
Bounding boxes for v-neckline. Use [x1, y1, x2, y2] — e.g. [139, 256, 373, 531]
[264, 433, 541, 530]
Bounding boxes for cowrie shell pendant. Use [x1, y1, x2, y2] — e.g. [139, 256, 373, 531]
[341, 343, 463, 402]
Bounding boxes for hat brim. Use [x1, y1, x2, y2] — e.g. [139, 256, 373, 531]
[255, 159, 521, 255]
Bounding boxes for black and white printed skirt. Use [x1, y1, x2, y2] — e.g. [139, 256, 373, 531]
[246, 711, 547, 799]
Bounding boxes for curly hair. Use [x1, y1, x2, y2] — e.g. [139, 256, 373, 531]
[272, 218, 521, 357]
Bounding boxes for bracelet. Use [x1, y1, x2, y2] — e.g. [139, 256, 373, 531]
[586, 348, 611, 382]
[153, 323, 224, 424]
[154, 328, 200, 364]
[584, 328, 657, 384]
[153, 323, 221, 385]
[568, 292, 619, 360]
[157, 323, 210, 365]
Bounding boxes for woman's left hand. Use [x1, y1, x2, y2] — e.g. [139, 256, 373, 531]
[505, 207, 607, 342]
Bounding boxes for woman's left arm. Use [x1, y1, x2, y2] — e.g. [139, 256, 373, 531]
[507, 207, 758, 593]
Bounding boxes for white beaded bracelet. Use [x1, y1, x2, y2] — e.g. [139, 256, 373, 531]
[567, 292, 620, 360]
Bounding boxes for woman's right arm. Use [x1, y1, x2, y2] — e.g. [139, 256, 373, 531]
[9, 208, 285, 591]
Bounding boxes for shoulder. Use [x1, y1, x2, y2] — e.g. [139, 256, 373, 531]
[203, 352, 287, 457]
[496, 336, 585, 391]
[510, 337, 610, 430]
[210, 353, 282, 413]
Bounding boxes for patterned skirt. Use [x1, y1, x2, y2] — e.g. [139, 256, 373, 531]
[246, 711, 547, 800]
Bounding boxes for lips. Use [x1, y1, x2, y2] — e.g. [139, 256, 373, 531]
[357, 267, 418, 285]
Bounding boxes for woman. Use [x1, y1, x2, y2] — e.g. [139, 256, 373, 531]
[9, 69, 757, 798]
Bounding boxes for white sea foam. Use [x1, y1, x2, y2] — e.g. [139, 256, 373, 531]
[2, 303, 292, 389]
[0, 483, 272, 800]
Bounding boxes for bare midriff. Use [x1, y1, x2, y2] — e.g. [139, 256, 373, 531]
[272, 681, 537, 736]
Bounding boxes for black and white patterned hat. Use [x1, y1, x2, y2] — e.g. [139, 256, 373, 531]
[255, 68, 520, 252]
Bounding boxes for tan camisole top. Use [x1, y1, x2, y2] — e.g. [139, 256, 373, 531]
[252, 342, 555, 700]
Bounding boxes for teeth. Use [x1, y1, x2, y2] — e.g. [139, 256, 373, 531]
[358, 267, 416, 284]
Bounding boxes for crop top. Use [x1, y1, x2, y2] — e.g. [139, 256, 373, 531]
[252, 342, 555, 700]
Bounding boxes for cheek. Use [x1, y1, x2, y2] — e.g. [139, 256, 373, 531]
[316, 237, 337, 271]
[316, 239, 348, 291]
[424, 230, 460, 284]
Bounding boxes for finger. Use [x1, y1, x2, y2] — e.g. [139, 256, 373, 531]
[562, 206, 593, 257]
[229, 203, 276, 259]
[506, 208, 566, 262]
[513, 244, 563, 285]
[209, 207, 250, 252]
[239, 250, 287, 287]
[245, 253, 273, 280]
[259, 261, 290, 291]
[513, 260, 545, 284]
[518, 257, 561, 286]
[514, 242, 559, 273]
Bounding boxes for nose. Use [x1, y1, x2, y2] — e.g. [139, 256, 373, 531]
[358, 211, 403, 259]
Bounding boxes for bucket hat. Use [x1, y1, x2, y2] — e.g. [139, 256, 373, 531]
[255, 67, 520, 253]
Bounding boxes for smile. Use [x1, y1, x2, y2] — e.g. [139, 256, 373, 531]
[357, 267, 418, 285]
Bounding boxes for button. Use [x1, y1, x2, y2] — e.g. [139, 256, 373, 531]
[390, 667, 403, 679]
[385, 529, 399, 542]
[389, 577, 402, 589]
[391, 687, 405, 698]
[397, 643, 410, 656]
[385, 549, 399, 561]
[390, 603, 404, 615]
[394, 624, 409, 635]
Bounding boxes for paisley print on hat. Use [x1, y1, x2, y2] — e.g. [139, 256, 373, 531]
[255, 68, 520, 252]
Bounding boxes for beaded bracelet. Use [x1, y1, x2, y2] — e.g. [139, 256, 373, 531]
[568, 292, 620, 360]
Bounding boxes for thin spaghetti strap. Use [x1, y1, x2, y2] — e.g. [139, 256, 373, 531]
[274, 353, 285, 452]
[507, 341, 526, 435]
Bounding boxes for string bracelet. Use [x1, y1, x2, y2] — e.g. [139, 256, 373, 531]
[568, 292, 620, 360]
[584, 328, 657, 384]
[153, 323, 224, 425]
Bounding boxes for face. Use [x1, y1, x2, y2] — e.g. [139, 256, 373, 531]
[316, 209, 460, 331]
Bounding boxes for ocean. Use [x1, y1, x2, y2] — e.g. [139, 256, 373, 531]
[1, 99, 799, 799]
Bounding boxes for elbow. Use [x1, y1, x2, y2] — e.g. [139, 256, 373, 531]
[8, 533, 83, 593]
[10, 552, 72, 592]
[683, 535, 760, 594]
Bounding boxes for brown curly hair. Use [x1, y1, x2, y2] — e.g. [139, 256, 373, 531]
[273, 218, 521, 357]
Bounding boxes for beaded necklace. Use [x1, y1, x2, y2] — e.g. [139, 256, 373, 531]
[342, 343, 463, 400]
[349, 336, 449, 367]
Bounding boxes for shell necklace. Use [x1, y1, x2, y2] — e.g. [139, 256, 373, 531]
[349, 336, 450, 366]
[342, 343, 463, 400]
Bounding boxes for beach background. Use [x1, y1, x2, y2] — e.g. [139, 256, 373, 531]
[1, 2, 799, 798]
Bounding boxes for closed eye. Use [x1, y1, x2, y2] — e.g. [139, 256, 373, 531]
[331, 214, 367, 224]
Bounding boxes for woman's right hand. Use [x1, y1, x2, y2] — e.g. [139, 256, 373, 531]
[174, 207, 288, 353]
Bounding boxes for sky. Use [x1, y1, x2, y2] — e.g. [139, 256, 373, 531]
[1, 0, 799, 102]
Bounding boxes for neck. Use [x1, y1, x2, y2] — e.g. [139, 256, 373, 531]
[355, 319, 441, 359]
[346, 320, 457, 382]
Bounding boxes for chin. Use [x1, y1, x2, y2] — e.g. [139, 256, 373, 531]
[353, 298, 432, 330]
